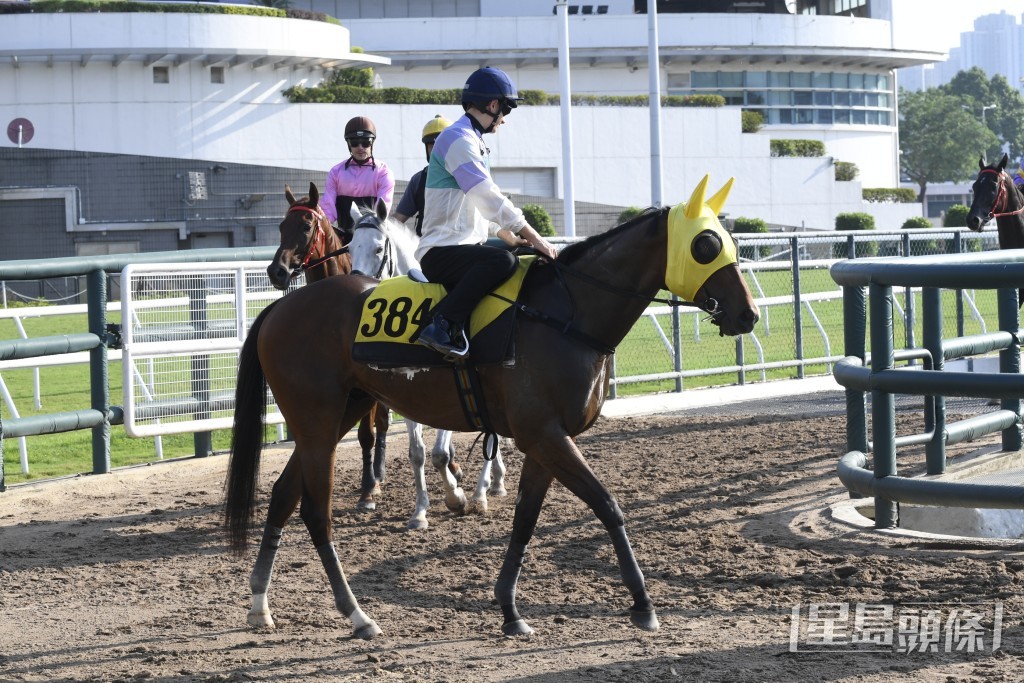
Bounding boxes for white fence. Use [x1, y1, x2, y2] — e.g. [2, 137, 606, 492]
[120, 261, 295, 438]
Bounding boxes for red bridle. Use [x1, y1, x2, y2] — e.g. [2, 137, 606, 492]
[978, 169, 1024, 219]
[287, 204, 327, 268]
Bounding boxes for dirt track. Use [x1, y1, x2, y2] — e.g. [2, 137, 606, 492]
[1, 407, 1022, 682]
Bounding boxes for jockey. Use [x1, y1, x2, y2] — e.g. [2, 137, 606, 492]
[394, 114, 453, 236]
[1014, 157, 1024, 189]
[414, 67, 557, 361]
[322, 115, 396, 235]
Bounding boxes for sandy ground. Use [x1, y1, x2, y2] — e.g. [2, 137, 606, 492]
[1, 405, 1023, 682]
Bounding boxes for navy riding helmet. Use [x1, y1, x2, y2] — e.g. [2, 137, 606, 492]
[461, 67, 523, 110]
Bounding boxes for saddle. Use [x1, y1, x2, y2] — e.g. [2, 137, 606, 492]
[352, 256, 537, 368]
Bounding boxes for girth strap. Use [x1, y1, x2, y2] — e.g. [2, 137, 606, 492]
[451, 361, 499, 461]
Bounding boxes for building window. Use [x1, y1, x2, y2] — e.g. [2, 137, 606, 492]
[211, 66, 225, 84]
[676, 69, 895, 128]
[153, 66, 169, 84]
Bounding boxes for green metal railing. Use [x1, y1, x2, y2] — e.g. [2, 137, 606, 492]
[831, 251, 1024, 529]
[0, 247, 275, 491]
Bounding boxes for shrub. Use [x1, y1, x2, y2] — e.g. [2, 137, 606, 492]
[833, 212, 877, 258]
[731, 217, 771, 259]
[521, 204, 555, 237]
[617, 206, 645, 224]
[902, 216, 939, 254]
[901, 216, 932, 230]
[770, 139, 826, 157]
[741, 110, 764, 133]
[943, 204, 970, 228]
[863, 188, 918, 203]
[834, 161, 859, 182]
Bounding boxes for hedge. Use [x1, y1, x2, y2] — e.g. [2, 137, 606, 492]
[943, 204, 970, 228]
[863, 188, 918, 203]
[284, 85, 727, 107]
[731, 217, 771, 259]
[617, 207, 645, 224]
[833, 212, 877, 258]
[741, 110, 764, 133]
[770, 139, 826, 157]
[834, 161, 859, 182]
[0, 0, 338, 23]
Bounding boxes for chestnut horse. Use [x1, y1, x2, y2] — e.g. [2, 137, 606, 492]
[264, 184, 392, 509]
[967, 154, 1024, 305]
[227, 175, 760, 639]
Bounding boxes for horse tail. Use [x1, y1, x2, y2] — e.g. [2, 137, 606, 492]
[225, 300, 276, 557]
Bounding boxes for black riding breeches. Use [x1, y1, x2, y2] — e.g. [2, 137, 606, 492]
[420, 244, 517, 324]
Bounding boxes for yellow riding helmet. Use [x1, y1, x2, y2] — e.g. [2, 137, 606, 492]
[421, 115, 453, 143]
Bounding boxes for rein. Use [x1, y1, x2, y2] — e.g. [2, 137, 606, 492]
[489, 251, 723, 355]
[980, 169, 1024, 219]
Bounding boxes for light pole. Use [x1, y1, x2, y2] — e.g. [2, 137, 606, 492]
[982, 103, 998, 126]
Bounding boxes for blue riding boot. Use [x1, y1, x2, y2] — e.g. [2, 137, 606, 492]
[416, 316, 469, 361]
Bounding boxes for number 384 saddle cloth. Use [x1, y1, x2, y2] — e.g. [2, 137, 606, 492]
[352, 255, 536, 368]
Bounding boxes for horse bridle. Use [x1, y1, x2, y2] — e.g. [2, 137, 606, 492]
[977, 168, 1024, 220]
[287, 204, 349, 274]
[353, 214, 394, 279]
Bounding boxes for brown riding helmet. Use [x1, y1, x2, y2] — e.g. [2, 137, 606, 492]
[345, 116, 376, 141]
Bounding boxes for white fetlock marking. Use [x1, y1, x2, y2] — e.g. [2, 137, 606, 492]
[350, 608, 381, 638]
[248, 593, 274, 628]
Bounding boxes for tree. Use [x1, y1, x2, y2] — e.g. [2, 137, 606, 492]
[324, 48, 374, 89]
[521, 204, 555, 237]
[251, 0, 292, 7]
[898, 88, 998, 206]
[942, 68, 1024, 162]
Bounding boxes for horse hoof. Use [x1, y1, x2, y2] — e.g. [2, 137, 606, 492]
[471, 497, 489, 514]
[407, 515, 428, 531]
[501, 619, 534, 637]
[488, 485, 508, 497]
[356, 498, 376, 512]
[247, 611, 275, 629]
[353, 621, 382, 640]
[445, 492, 468, 515]
[629, 609, 660, 632]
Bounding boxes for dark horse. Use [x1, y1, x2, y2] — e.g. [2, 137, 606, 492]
[227, 175, 760, 639]
[967, 153, 1024, 305]
[264, 184, 392, 509]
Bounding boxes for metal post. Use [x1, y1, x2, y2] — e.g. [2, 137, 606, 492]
[922, 287, 945, 475]
[953, 232, 965, 337]
[843, 285, 868, 455]
[903, 231, 915, 357]
[791, 237, 804, 379]
[189, 277, 212, 457]
[671, 295, 682, 392]
[997, 287, 1022, 451]
[647, 4, 663, 207]
[736, 335, 745, 386]
[87, 269, 111, 475]
[869, 283, 898, 528]
[555, 0, 576, 236]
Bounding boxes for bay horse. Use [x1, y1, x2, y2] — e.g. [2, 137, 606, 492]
[347, 206, 508, 528]
[264, 184, 393, 510]
[227, 175, 760, 639]
[967, 153, 1024, 305]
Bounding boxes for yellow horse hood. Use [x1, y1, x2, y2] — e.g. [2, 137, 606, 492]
[666, 175, 738, 301]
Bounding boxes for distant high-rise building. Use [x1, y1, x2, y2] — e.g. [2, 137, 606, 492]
[898, 10, 1023, 92]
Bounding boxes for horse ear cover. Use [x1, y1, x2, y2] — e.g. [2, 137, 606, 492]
[665, 175, 738, 301]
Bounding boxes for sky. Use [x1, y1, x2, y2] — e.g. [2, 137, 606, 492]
[890, 0, 1024, 53]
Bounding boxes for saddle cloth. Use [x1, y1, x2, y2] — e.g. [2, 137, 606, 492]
[352, 256, 536, 367]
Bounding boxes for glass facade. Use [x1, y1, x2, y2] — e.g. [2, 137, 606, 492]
[672, 69, 893, 127]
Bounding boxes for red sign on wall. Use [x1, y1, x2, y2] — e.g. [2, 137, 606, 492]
[7, 118, 35, 145]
